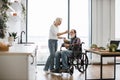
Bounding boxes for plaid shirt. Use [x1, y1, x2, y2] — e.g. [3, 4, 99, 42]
[68, 37, 81, 51]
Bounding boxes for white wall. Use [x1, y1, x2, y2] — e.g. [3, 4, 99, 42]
[115, 0, 120, 39]
[0, 0, 26, 43]
[91, 0, 115, 63]
[7, 0, 26, 41]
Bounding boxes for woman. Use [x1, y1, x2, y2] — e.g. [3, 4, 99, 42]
[43, 17, 68, 73]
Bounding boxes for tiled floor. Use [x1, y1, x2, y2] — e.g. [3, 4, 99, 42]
[36, 64, 120, 80]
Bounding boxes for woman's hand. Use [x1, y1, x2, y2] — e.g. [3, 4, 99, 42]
[64, 30, 68, 34]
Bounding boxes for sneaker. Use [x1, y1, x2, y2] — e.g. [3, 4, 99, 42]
[45, 71, 50, 74]
[43, 69, 50, 74]
[50, 69, 60, 73]
[60, 69, 69, 73]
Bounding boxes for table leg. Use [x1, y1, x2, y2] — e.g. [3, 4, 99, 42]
[85, 51, 87, 80]
[114, 57, 116, 80]
[100, 55, 102, 80]
[85, 64, 87, 80]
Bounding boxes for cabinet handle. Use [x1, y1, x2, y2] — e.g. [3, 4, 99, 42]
[35, 45, 38, 56]
[30, 54, 34, 65]
[30, 46, 38, 65]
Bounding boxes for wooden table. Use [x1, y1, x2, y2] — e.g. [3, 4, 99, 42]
[85, 49, 120, 80]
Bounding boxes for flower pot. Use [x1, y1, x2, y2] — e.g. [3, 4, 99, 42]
[8, 37, 14, 45]
[109, 48, 116, 52]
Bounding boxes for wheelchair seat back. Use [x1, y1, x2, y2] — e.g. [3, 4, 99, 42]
[72, 42, 84, 58]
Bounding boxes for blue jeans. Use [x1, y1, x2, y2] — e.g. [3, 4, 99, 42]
[55, 50, 72, 70]
[44, 39, 58, 71]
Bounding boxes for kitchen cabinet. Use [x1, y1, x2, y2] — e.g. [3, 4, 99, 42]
[0, 44, 38, 80]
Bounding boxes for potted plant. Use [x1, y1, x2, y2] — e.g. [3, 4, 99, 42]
[8, 32, 17, 41]
[108, 44, 117, 52]
[0, 0, 10, 39]
[8, 32, 17, 45]
[90, 44, 98, 49]
[0, 18, 7, 39]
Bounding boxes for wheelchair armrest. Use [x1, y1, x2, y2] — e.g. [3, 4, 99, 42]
[72, 51, 82, 58]
[71, 42, 85, 57]
[72, 42, 85, 50]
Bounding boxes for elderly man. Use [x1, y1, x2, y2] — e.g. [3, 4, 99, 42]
[52, 29, 81, 73]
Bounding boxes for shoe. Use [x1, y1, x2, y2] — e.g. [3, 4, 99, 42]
[45, 71, 50, 74]
[43, 69, 50, 74]
[60, 69, 69, 73]
[50, 69, 60, 73]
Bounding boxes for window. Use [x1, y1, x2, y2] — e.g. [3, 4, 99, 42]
[28, 0, 68, 64]
[27, 0, 90, 64]
[115, 0, 120, 39]
[70, 0, 89, 49]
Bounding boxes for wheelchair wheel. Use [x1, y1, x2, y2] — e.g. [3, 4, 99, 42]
[69, 65, 74, 75]
[77, 53, 88, 73]
[68, 57, 74, 75]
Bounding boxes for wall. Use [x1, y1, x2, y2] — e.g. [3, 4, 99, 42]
[0, 0, 26, 43]
[91, 0, 115, 63]
[115, 0, 120, 39]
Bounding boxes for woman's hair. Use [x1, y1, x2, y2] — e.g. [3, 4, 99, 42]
[53, 17, 62, 26]
[55, 17, 62, 23]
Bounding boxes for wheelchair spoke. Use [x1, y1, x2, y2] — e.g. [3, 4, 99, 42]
[69, 66, 74, 75]
[77, 53, 88, 73]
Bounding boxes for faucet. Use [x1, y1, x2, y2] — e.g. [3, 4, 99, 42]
[19, 31, 25, 44]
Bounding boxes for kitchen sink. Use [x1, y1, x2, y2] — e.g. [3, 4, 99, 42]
[18, 42, 35, 46]
[18, 42, 35, 44]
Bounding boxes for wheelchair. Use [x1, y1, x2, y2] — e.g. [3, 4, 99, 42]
[58, 42, 89, 75]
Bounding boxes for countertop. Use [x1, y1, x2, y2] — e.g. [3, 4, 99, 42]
[0, 44, 38, 55]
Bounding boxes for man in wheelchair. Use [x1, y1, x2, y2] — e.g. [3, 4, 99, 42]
[52, 29, 81, 73]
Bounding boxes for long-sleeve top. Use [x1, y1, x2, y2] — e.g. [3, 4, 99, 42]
[68, 37, 81, 51]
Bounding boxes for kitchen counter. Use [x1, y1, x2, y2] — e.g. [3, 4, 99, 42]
[0, 44, 38, 55]
[0, 43, 38, 80]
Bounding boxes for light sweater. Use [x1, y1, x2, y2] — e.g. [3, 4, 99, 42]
[49, 24, 59, 40]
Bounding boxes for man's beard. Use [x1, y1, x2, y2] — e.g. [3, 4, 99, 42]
[70, 34, 75, 38]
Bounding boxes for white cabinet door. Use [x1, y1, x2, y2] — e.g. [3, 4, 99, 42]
[0, 55, 28, 80]
[28, 49, 37, 80]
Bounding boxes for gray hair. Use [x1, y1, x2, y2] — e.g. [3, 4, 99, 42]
[55, 17, 62, 22]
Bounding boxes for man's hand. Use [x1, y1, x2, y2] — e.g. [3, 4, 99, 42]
[64, 43, 70, 49]
[64, 39, 70, 44]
